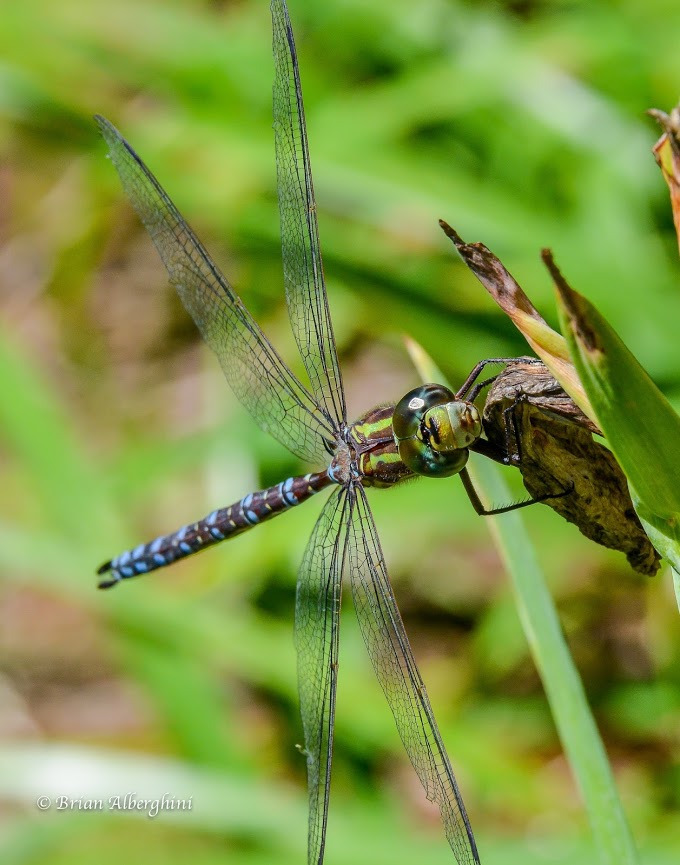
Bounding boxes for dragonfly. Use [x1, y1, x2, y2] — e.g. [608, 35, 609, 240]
[481, 357, 660, 575]
[95, 2, 561, 862]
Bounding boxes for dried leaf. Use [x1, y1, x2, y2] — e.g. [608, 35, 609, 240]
[649, 105, 680, 256]
[439, 220, 596, 420]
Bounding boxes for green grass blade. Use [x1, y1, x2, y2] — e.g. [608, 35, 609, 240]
[548, 254, 680, 605]
[406, 337, 639, 865]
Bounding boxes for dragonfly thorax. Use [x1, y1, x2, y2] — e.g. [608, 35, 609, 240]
[392, 384, 482, 478]
[327, 434, 361, 486]
[329, 406, 412, 488]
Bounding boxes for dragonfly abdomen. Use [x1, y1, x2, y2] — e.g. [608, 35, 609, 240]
[98, 471, 333, 588]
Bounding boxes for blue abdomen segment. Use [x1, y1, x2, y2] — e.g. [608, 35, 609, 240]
[97, 471, 332, 588]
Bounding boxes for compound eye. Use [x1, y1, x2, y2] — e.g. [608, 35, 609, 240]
[397, 437, 469, 478]
[393, 384, 477, 478]
[392, 384, 455, 440]
[423, 402, 482, 452]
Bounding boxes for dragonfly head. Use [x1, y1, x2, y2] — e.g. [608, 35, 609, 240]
[392, 384, 482, 478]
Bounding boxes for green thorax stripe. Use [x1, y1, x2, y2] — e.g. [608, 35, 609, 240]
[350, 405, 414, 488]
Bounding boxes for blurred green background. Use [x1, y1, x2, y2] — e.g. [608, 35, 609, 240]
[0, 0, 679, 862]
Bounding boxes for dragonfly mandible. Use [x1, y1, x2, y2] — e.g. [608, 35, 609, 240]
[94, 2, 538, 862]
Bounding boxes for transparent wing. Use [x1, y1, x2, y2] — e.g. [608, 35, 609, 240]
[348, 484, 480, 865]
[95, 115, 335, 465]
[271, 0, 346, 429]
[295, 486, 347, 865]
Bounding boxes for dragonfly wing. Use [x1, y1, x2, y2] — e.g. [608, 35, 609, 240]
[295, 486, 347, 865]
[96, 116, 335, 466]
[348, 484, 480, 865]
[271, 0, 346, 429]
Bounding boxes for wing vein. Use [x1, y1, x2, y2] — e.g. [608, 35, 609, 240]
[348, 484, 480, 865]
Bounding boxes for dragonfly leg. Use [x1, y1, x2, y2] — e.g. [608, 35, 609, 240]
[459, 466, 573, 516]
[502, 394, 526, 465]
[468, 436, 509, 465]
[466, 374, 503, 405]
[455, 356, 542, 401]
[501, 391, 567, 470]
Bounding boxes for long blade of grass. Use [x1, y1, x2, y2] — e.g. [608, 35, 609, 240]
[547, 253, 680, 607]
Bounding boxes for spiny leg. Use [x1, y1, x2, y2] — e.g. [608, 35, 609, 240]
[465, 374, 503, 406]
[454, 356, 542, 401]
[502, 393, 528, 466]
[459, 466, 571, 517]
